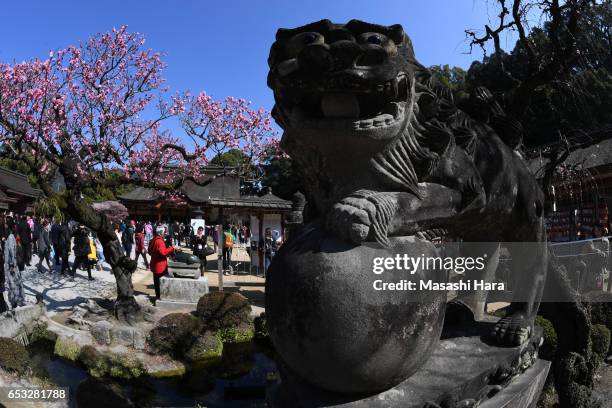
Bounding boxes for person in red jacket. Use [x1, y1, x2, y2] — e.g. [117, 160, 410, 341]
[148, 226, 174, 299]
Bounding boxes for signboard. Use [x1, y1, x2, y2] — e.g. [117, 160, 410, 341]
[190, 218, 206, 235]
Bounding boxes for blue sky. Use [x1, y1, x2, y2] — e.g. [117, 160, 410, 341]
[0, 0, 517, 134]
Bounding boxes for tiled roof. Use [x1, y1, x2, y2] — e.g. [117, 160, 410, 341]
[118, 186, 160, 201]
[206, 193, 292, 210]
[0, 167, 41, 198]
[119, 185, 292, 210]
[527, 138, 612, 178]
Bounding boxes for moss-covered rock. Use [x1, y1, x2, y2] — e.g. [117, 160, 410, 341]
[147, 365, 186, 379]
[53, 337, 81, 362]
[216, 324, 255, 345]
[147, 313, 201, 358]
[591, 324, 611, 362]
[185, 332, 223, 363]
[79, 345, 109, 378]
[0, 337, 30, 375]
[76, 377, 134, 408]
[108, 353, 144, 379]
[216, 340, 256, 379]
[78, 345, 144, 379]
[535, 315, 558, 361]
[196, 292, 251, 330]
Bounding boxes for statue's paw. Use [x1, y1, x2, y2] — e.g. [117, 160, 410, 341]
[326, 195, 377, 244]
[491, 313, 532, 346]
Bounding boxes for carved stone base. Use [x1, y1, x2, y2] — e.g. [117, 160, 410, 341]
[479, 360, 550, 408]
[267, 323, 550, 408]
[155, 276, 209, 312]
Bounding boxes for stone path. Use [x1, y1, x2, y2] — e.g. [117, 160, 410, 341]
[14, 243, 266, 317]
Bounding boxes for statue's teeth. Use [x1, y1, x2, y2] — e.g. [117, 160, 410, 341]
[359, 119, 373, 128]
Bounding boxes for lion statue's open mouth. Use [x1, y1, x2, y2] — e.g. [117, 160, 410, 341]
[278, 72, 410, 134]
[268, 20, 418, 140]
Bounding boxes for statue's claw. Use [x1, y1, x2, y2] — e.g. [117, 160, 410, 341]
[326, 192, 378, 244]
[491, 313, 532, 346]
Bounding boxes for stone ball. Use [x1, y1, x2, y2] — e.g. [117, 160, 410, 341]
[266, 223, 446, 394]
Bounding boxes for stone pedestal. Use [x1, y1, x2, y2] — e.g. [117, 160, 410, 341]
[167, 259, 200, 279]
[155, 276, 209, 312]
[267, 323, 550, 408]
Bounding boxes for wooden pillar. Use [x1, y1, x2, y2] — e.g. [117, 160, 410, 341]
[259, 212, 264, 271]
[217, 206, 224, 291]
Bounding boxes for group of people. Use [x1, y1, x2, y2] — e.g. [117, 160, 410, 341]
[0, 214, 102, 313]
[0, 213, 285, 311]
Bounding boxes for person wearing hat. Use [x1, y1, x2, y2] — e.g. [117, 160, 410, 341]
[148, 225, 175, 299]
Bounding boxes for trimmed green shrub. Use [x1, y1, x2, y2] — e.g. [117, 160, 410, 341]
[586, 291, 612, 327]
[591, 324, 611, 362]
[535, 315, 558, 361]
[0, 337, 30, 375]
[147, 313, 201, 357]
[196, 292, 251, 330]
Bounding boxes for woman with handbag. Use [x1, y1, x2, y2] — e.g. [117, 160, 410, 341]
[192, 226, 212, 277]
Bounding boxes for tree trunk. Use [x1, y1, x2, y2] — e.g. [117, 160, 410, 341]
[60, 160, 142, 323]
[68, 196, 143, 323]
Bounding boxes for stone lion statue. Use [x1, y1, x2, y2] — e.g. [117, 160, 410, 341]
[266, 19, 547, 395]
